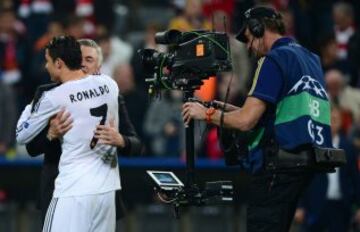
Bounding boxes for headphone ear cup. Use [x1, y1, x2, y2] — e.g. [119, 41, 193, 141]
[248, 19, 264, 38]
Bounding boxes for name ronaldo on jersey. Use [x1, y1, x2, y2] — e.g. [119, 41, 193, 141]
[69, 84, 110, 103]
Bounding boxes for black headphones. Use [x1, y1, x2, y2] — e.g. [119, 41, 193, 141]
[247, 17, 265, 38]
[236, 7, 282, 42]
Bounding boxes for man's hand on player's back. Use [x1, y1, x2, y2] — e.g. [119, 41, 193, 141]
[50, 110, 126, 149]
[95, 119, 125, 148]
[47, 109, 73, 141]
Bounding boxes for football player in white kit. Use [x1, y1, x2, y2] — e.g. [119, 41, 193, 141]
[16, 36, 120, 232]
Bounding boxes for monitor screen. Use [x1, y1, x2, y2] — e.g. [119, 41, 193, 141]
[147, 170, 184, 187]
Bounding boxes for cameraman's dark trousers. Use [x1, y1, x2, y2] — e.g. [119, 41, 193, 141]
[247, 170, 313, 232]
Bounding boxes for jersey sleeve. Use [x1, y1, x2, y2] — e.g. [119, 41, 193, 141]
[248, 57, 283, 104]
[16, 93, 60, 144]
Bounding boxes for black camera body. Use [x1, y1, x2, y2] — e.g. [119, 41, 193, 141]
[139, 29, 232, 92]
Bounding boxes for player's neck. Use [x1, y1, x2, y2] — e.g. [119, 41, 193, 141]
[61, 69, 87, 83]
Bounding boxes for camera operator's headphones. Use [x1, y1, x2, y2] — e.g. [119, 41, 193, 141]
[236, 6, 282, 42]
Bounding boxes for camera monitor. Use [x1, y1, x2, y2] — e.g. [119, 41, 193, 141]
[147, 170, 184, 190]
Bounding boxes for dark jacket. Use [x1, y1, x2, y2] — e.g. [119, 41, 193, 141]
[299, 133, 360, 226]
[26, 84, 142, 222]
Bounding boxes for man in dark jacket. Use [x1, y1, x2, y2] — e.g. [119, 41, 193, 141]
[295, 105, 360, 231]
[26, 39, 142, 223]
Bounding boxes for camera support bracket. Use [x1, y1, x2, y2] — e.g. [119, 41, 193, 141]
[147, 77, 234, 219]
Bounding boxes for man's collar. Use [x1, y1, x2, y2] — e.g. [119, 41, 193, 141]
[271, 37, 295, 50]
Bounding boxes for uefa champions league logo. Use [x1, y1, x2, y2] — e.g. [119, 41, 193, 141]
[288, 75, 328, 98]
[287, 75, 328, 145]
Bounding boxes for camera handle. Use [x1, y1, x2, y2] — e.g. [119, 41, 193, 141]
[183, 90, 218, 186]
[171, 90, 205, 218]
[183, 90, 196, 187]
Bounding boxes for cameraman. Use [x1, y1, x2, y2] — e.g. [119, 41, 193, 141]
[182, 6, 333, 232]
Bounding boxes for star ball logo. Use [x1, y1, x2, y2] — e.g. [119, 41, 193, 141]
[288, 75, 328, 99]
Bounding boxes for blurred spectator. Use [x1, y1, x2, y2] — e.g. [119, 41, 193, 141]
[169, 0, 211, 32]
[201, 125, 222, 160]
[75, 0, 94, 18]
[0, 72, 16, 154]
[202, 0, 235, 20]
[168, 0, 215, 101]
[201, 72, 246, 160]
[62, 14, 85, 39]
[51, 0, 76, 20]
[141, 23, 164, 50]
[350, 123, 360, 156]
[75, 0, 96, 37]
[279, 7, 295, 38]
[93, 0, 116, 34]
[97, 26, 133, 76]
[143, 90, 184, 157]
[231, 0, 254, 33]
[131, 22, 167, 93]
[0, 0, 13, 9]
[212, 10, 251, 95]
[294, 105, 360, 232]
[113, 63, 148, 140]
[289, 1, 334, 52]
[0, 7, 31, 109]
[333, 2, 355, 60]
[33, 20, 64, 52]
[0, 8, 27, 85]
[325, 69, 360, 131]
[318, 34, 351, 76]
[52, 0, 111, 35]
[171, 0, 186, 14]
[17, 0, 53, 44]
[216, 72, 246, 106]
[348, 30, 360, 87]
[29, 20, 64, 91]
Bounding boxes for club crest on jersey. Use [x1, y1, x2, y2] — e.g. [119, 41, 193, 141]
[16, 121, 29, 137]
[288, 75, 328, 99]
[69, 84, 110, 103]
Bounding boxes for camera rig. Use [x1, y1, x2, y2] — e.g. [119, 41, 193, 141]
[140, 29, 234, 218]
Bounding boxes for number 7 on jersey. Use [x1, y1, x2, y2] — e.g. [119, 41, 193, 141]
[90, 104, 108, 149]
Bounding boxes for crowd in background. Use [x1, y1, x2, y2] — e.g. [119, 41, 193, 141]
[1, 1, 360, 231]
[0, 0, 360, 161]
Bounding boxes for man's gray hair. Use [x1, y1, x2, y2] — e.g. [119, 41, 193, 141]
[77, 39, 103, 66]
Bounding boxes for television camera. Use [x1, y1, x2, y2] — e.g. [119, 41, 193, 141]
[139, 30, 234, 218]
[139, 29, 232, 94]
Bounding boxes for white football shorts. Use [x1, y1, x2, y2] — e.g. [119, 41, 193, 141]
[42, 191, 116, 232]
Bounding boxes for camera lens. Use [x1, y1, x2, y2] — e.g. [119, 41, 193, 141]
[138, 49, 159, 70]
[155, 30, 182, 45]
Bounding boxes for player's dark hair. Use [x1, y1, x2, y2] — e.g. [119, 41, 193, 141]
[45, 36, 82, 70]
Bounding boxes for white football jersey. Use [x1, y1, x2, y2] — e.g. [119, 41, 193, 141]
[16, 74, 121, 197]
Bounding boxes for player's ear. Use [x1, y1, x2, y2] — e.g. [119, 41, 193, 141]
[55, 58, 63, 69]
